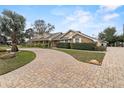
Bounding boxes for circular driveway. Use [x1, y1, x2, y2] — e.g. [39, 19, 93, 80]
[0, 47, 124, 88]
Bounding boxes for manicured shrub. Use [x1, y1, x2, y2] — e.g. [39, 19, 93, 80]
[39, 44, 48, 48]
[24, 43, 34, 47]
[21, 43, 50, 48]
[70, 43, 96, 50]
[56, 43, 71, 49]
[44, 44, 49, 48]
[57, 43, 97, 51]
[35, 43, 41, 47]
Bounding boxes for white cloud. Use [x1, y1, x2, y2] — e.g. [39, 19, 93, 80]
[104, 5, 120, 10]
[96, 5, 120, 22]
[97, 5, 121, 14]
[51, 6, 121, 36]
[63, 9, 93, 30]
[103, 13, 119, 21]
[102, 5, 120, 11]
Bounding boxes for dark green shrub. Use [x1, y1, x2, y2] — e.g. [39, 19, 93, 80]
[20, 43, 26, 47]
[44, 44, 49, 48]
[21, 43, 50, 48]
[70, 43, 96, 50]
[56, 43, 97, 50]
[56, 43, 71, 49]
[25, 43, 34, 47]
[35, 43, 41, 47]
[40, 44, 48, 48]
[95, 46, 106, 51]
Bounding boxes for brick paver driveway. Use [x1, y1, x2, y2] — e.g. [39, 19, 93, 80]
[0, 47, 124, 88]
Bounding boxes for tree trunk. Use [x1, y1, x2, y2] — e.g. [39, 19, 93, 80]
[11, 32, 19, 52]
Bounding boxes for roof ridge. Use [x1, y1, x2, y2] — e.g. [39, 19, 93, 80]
[75, 31, 98, 40]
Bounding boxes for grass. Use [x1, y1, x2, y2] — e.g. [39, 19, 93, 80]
[54, 48, 105, 63]
[0, 51, 36, 75]
[0, 45, 10, 49]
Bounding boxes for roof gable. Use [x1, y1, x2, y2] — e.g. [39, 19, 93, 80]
[61, 30, 98, 41]
[30, 30, 98, 42]
[47, 32, 63, 40]
[72, 34, 94, 42]
[60, 30, 76, 39]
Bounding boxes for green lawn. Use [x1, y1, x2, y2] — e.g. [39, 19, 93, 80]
[55, 48, 105, 63]
[0, 45, 10, 49]
[0, 51, 36, 75]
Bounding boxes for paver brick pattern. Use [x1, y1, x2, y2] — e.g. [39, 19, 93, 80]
[0, 47, 124, 88]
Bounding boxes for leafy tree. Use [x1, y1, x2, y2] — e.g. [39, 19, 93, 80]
[98, 27, 117, 46]
[33, 19, 55, 35]
[98, 32, 105, 41]
[25, 28, 34, 39]
[0, 10, 26, 52]
[116, 34, 124, 43]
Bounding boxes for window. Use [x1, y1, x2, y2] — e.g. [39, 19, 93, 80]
[65, 40, 68, 43]
[75, 38, 79, 43]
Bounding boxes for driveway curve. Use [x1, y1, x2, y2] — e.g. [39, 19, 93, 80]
[0, 47, 124, 88]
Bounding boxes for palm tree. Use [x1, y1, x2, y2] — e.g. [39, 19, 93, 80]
[0, 10, 26, 52]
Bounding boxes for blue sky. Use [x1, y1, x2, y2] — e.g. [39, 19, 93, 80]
[0, 5, 124, 37]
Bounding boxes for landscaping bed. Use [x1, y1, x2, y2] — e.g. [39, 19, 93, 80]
[0, 50, 36, 75]
[55, 48, 105, 65]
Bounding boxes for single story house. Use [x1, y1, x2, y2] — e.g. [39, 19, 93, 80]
[29, 30, 100, 47]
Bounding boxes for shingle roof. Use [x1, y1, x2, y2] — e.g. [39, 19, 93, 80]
[75, 31, 98, 41]
[47, 32, 63, 40]
[30, 32, 63, 41]
[60, 30, 97, 41]
[30, 30, 97, 42]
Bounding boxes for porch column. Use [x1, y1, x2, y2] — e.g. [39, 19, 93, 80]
[42, 41, 44, 44]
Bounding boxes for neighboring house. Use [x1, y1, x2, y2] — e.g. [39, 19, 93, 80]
[29, 30, 100, 47]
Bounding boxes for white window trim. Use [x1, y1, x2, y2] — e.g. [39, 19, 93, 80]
[79, 38, 81, 43]
[73, 38, 75, 43]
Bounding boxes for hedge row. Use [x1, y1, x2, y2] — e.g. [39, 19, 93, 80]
[56, 43, 106, 51]
[21, 43, 50, 48]
[71, 43, 96, 50]
[56, 43, 71, 49]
